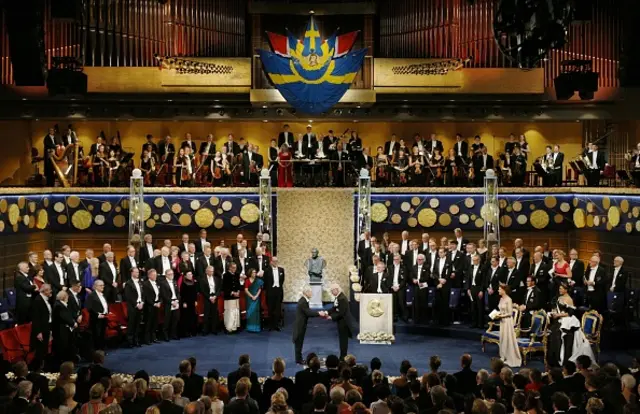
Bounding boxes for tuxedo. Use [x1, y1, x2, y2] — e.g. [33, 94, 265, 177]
[328, 292, 355, 358]
[486, 266, 505, 310]
[504, 267, 523, 303]
[521, 286, 543, 328]
[65, 262, 82, 286]
[142, 279, 161, 343]
[123, 278, 144, 345]
[67, 291, 82, 320]
[30, 294, 52, 366]
[530, 261, 551, 304]
[98, 261, 118, 303]
[514, 256, 529, 275]
[431, 257, 452, 325]
[234, 256, 250, 276]
[196, 255, 216, 280]
[44, 133, 58, 186]
[181, 140, 196, 152]
[585, 150, 606, 186]
[584, 265, 607, 312]
[384, 140, 398, 157]
[551, 152, 564, 186]
[154, 255, 173, 278]
[293, 297, 318, 362]
[330, 150, 349, 186]
[404, 249, 420, 270]
[85, 290, 108, 350]
[52, 300, 77, 363]
[367, 271, 390, 294]
[178, 260, 195, 280]
[14, 271, 36, 324]
[453, 140, 469, 158]
[412, 263, 431, 324]
[119, 255, 138, 286]
[160, 278, 180, 340]
[447, 250, 465, 288]
[608, 266, 627, 293]
[224, 141, 240, 156]
[198, 141, 216, 161]
[464, 263, 486, 328]
[194, 238, 209, 254]
[358, 153, 374, 171]
[45, 262, 67, 297]
[199, 275, 221, 334]
[264, 266, 285, 330]
[138, 243, 156, 271]
[249, 255, 269, 276]
[158, 142, 176, 165]
[388, 262, 407, 320]
[357, 239, 374, 267]
[569, 259, 585, 287]
[278, 131, 294, 149]
[214, 256, 232, 278]
[472, 154, 494, 186]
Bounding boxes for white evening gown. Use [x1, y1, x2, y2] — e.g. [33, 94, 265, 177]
[559, 313, 596, 363]
[499, 296, 522, 367]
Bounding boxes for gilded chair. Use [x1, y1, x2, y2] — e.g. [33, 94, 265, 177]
[517, 310, 549, 364]
[582, 310, 603, 360]
[481, 307, 521, 352]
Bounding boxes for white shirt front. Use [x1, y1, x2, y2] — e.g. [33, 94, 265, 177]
[168, 280, 177, 300]
[506, 268, 514, 283]
[592, 151, 598, 169]
[438, 259, 445, 277]
[472, 265, 479, 286]
[388, 141, 395, 156]
[107, 262, 116, 279]
[534, 261, 541, 276]
[132, 278, 142, 303]
[207, 276, 216, 294]
[611, 266, 620, 291]
[256, 256, 264, 273]
[393, 264, 400, 287]
[412, 250, 418, 266]
[146, 243, 154, 258]
[41, 294, 52, 322]
[150, 280, 159, 301]
[401, 240, 408, 255]
[429, 251, 437, 272]
[587, 266, 598, 291]
[526, 287, 534, 304]
[377, 273, 384, 293]
[457, 237, 464, 251]
[72, 263, 79, 281]
[96, 292, 108, 314]
[162, 256, 171, 275]
[272, 267, 280, 287]
[457, 141, 463, 156]
[129, 256, 137, 268]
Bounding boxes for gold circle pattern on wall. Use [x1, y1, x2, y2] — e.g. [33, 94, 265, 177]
[210, 196, 220, 206]
[153, 214, 160, 220]
[602, 197, 611, 209]
[142, 203, 152, 220]
[586, 215, 594, 227]
[88, 205, 94, 211]
[195, 209, 214, 228]
[12, 224, 17, 232]
[371, 203, 388, 223]
[94, 215, 105, 225]
[178, 214, 192, 226]
[17, 196, 25, 209]
[400, 202, 411, 212]
[28, 216, 36, 228]
[391, 214, 402, 224]
[190, 200, 201, 210]
[146, 218, 156, 228]
[626, 222, 633, 233]
[449, 205, 460, 215]
[530, 210, 550, 229]
[384, 201, 391, 207]
[560, 202, 571, 213]
[573, 208, 586, 228]
[411, 197, 421, 206]
[593, 216, 600, 227]
[500, 216, 512, 228]
[634, 207, 640, 218]
[217, 208, 223, 214]
[621, 199, 630, 213]
[71, 210, 92, 230]
[554, 214, 564, 224]
[121, 199, 129, 209]
[572, 197, 579, 207]
[67, 196, 80, 209]
[407, 217, 418, 227]
[0, 199, 6, 213]
[429, 198, 439, 208]
[586, 202, 595, 213]
[438, 213, 452, 226]
[499, 199, 507, 209]
[417, 208, 437, 227]
[517, 214, 528, 225]
[230, 216, 241, 226]
[241, 199, 247, 205]
[57, 215, 67, 224]
[529, 204, 536, 210]
[240, 204, 260, 223]
[36, 209, 48, 229]
[115, 206, 121, 213]
[154, 197, 165, 208]
[606, 222, 612, 231]
[544, 196, 557, 208]
[464, 197, 475, 208]
[459, 214, 470, 224]
[8, 204, 19, 225]
[22, 215, 29, 227]
[470, 214, 477, 220]
[512, 201, 522, 212]
[214, 218, 224, 229]
[607, 206, 621, 227]
[101, 202, 112, 213]
[28, 202, 36, 213]
[222, 201, 233, 212]
[636, 221, 640, 232]
[54, 202, 65, 213]
[161, 213, 171, 223]
[43, 198, 49, 208]
[474, 218, 484, 228]
[113, 215, 126, 228]
[171, 203, 182, 214]
[0, 221, 4, 232]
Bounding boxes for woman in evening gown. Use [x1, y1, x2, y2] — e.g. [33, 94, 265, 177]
[180, 271, 198, 337]
[497, 284, 522, 367]
[277, 145, 293, 187]
[547, 282, 596, 367]
[244, 269, 263, 333]
[82, 258, 100, 301]
[551, 250, 572, 297]
[269, 139, 279, 187]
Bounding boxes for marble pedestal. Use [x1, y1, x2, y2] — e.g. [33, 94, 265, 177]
[310, 284, 323, 308]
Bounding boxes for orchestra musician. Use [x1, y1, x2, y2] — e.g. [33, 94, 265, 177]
[322, 130, 339, 160]
[140, 146, 157, 187]
[303, 125, 318, 156]
[243, 144, 262, 186]
[211, 152, 226, 187]
[107, 149, 120, 186]
[224, 134, 240, 157]
[540, 146, 555, 187]
[626, 143, 640, 187]
[347, 130, 362, 161]
[277, 144, 294, 188]
[499, 151, 513, 186]
[444, 148, 461, 187]
[268, 139, 279, 187]
[43, 127, 59, 186]
[158, 135, 175, 184]
[61, 124, 77, 147]
[428, 148, 445, 186]
[504, 133, 519, 155]
[181, 133, 197, 153]
[519, 134, 530, 161]
[359, 147, 374, 172]
[584, 143, 606, 187]
[394, 148, 410, 186]
[471, 135, 484, 155]
[410, 147, 425, 187]
[472, 146, 494, 186]
[453, 134, 468, 160]
[141, 134, 157, 157]
[425, 133, 444, 156]
[92, 144, 108, 186]
[551, 144, 564, 187]
[331, 141, 349, 187]
[374, 147, 389, 187]
[511, 146, 527, 186]
[384, 134, 399, 159]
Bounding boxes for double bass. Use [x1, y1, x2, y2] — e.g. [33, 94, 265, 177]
[232, 152, 244, 186]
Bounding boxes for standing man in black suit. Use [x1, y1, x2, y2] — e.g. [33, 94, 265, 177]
[178, 233, 190, 254]
[504, 257, 523, 304]
[197, 246, 216, 280]
[530, 251, 551, 305]
[142, 134, 158, 156]
[158, 135, 176, 171]
[384, 133, 399, 158]
[367, 262, 390, 294]
[568, 249, 585, 287]
[224, 133, 241, 157]
[465, 254, 486, 328]
[51, 291, 77, 365]
[278, 124, 294, 149]
[608, 256, 627, 293]
[264, 256, 285, 331]
[68, 282, 83, 325]
[30, 284, 52, 368]
[585, 143, 607, 187]
[138, 233, 156, 272]
[486, 256, 505, 311]
[358, 231, 373, 269]
[85, 279, 109, 351]
[198, 134, 216, 167]
[551, 144, 564, 186]
[584, 255, 607, 313]
[513, 239, 530, 264]
[447, 240, 465, 287]
[65, 251, 82, 286]
[194, 229, 209, 254]
[215, 248, 232, 278]
[45, 251, 67, 300]
[388, 253, 407, 322]
[432, 248, 452, 326]
[519, 276, 543, 329]
[292, 287, 321, 364]
[412, 254, 431, 324]
[453, 228, 469, 253]
[123, 267, 144, 347]
[250, 247, 269, 279]
[473, 146, 494, 186]
[98, 252, 118, 303]
[160, 269, 180, 341]
[199, 265, 220, 335]
[43, 127, 58, 186]
[181, 132, 196, 153]
[514, 248, 529, 275]
[142, 269, 161, 345]
[15, 262, 37, 324]
[321, 284, 355, 359]
[302, 125, 317, 155]
[120, 246, 138, 286]
[453, 134, 468, 159]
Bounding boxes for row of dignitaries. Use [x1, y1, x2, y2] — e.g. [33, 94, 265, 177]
[13, 232, 285, 365]
[358, 230, 625, 329]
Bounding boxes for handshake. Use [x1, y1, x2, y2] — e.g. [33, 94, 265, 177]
[318, 311, 331, 319]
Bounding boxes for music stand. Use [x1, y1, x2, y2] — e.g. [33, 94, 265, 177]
[533, 163, 547, 180]
[617, 170, 631, 187]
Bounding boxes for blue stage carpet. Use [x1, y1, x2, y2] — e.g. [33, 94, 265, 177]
[104, 313, 638, 377]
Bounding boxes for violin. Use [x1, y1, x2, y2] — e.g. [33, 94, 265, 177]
[414, 158, 422, 175]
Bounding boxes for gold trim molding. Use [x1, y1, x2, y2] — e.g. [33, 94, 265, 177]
[250, 88, 376, 104]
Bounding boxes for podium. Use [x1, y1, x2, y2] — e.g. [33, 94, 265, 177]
[358, 293, 394, 344]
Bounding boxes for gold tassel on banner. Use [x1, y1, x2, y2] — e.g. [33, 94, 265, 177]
[391, 57, 472, 76]
[154, 54, 234, 75]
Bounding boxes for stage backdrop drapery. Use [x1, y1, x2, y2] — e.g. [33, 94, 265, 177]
[277, 189, 354, 302]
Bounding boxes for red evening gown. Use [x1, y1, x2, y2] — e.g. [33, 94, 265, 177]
[278, 152, 293, 187]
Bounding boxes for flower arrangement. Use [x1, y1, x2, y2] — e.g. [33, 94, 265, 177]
[348, 266, 362, 301]
[357, 331, 395, 344]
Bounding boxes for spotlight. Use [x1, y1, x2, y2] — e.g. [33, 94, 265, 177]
[276, 108, 284, 116]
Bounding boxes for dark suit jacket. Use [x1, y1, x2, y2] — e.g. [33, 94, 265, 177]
[523, 287, 543, 311]
[226, 370, 260, 403]
[52, 300, 75, 348]
[98, 261, 117, 286]
[608, 267, 628, 292]
[196, 255, 216, 280]
[387, 262, 407, 290]
[263, 266, 285, 292]
[6, 397, 30, 414]
[553, 152, 565, 170]
[198, 141, 216, 159]
[223, 398, 258, 414]
[569, 260, 585, 287]
[278, 131, 295, 149]
[249, 256, 269, 275]
[199, 275, 221, 298]
[431, 258, 452, 288]
[14, 271, 35, 316]
[138, 244, 156, 270]
[504, 268, 523, 299]
[294, 368, 329, 406]
[65, 262, 82, 286]
[155, 399, 183, 414]
[45, 263, 66, 292]
[123, 279, 144, 311]
[464, 264, 486, 293]
[453, 140, 469, 158]
[384, 141, 399, 156]
[292, 297, 318, 343]
[159, 279, 180, 305]
[194, 238, 209, 254]
[30, 294, 51, 344]
[412, 264, 431, 286]
[181, 140, 196, 152]
[530, 261, 551, 289]
[214, 256, 232, 278]
[223, 141, 241, 156]
[453, 367, 477, 396]
[583, 266, 608, 297]
[328, 293, 354, 337]
[68, 291, 82, 320]
[486, 266, 505, 291]
[366, 271, 391, 293]
[85, 291, 108, 319]
[473, 154, 494, 170]
[222, 271, 241, 298]
[158, 142, 176, 164]
[119, 256, 138, 285]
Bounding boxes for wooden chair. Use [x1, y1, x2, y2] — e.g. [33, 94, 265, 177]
[517, 310, 549, 364]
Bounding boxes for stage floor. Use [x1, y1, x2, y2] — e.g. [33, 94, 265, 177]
[104, 311, 638, 377]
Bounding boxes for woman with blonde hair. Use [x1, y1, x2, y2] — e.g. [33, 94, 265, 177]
[59, 382, 79, 414]
[171, 378, 189, 407]
[80, 383, 107, 414]
[262, 358, 294, 410]
[267, 391, 291, 414]
[495, 284, 522, 367]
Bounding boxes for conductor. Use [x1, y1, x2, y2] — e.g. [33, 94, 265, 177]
[320, 284, 355, 359]
[292, 287, 321, 364]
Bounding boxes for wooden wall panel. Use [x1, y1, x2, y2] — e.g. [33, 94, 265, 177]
[0, 232, 51, 291]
